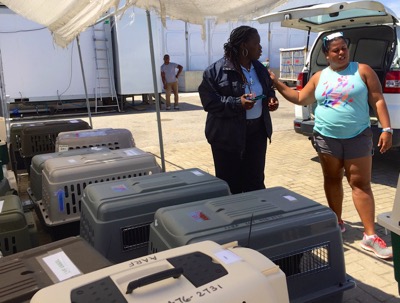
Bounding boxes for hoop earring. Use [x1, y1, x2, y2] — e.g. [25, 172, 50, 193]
[242, 48, 249, 57]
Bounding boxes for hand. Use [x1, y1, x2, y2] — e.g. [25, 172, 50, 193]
[378, 132, 392, 153]
[241, 94, 255, 110]
[268, 96, 279, 112]
[269, 70, 277, 85]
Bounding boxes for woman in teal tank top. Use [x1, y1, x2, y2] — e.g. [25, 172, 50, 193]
[269, 32, 393, 259]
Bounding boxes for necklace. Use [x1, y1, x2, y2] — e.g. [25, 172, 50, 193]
[241, 67, 254, 93]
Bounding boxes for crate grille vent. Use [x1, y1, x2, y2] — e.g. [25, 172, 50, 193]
[25, 134, 57, 156]
[43, 170, 152, 218]
[80, 212, 95, 245]
[67, 142, 121, 150]
[121, 222, 151, 251]
[271, 242, 330, 279]
[0, 236, 18, 254]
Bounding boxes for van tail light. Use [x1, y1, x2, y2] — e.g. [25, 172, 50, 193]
[383, 71, 400, 93]
[296, 72, 307, 91]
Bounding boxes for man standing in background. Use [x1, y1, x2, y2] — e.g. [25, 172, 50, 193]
[161, 54, 183, 110]
[262, 57, 270, 69]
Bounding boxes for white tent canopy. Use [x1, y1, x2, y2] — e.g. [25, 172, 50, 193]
[1, 0, 288, 48]
[1, 0, 289, 171]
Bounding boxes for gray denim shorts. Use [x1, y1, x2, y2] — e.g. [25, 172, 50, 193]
[313, 127, 373, 160]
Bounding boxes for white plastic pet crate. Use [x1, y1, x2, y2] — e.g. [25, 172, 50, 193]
[55, 128, 135, 152]
[37, 148, 161, 227]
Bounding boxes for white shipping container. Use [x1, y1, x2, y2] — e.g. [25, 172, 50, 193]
[0, 7, 97, 102]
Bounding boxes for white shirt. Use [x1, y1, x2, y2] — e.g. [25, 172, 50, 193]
[161, 63, 179, 83]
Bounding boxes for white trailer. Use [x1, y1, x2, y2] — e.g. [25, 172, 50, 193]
[0, 7, 98, 104]
[0, 3, 315, 114]
[279, 46, 307, 86]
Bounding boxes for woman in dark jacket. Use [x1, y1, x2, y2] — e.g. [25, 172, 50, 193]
[198, 25, 278, 194]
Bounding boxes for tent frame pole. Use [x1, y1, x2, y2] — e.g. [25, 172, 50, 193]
[146, 10, 166, 172]
[76, 35, 94, 128]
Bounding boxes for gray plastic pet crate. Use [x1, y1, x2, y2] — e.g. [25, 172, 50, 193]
[377, 173, 400, 294]
[55, 128, 135, 152]
[79, 168, 231, 263]
[28, 147, 111, 202]
[0, 236, 112, 303]
[0, 195, 33, 256]
[9, 123, 33, 174]
[19, 119, 91, 158]
[148, 187, 355, 303]
[37, 148, 161, 230]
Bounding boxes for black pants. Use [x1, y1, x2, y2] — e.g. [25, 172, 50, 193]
[211, 118, 268, 194]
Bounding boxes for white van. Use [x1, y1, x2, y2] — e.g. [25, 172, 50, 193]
[256, 1, 400, 150]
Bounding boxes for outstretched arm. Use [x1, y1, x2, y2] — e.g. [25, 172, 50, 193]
[269, 70, 319, 106]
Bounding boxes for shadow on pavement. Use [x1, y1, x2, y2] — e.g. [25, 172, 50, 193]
[343, 275, 398, 302]
[122, 101, 204, 113]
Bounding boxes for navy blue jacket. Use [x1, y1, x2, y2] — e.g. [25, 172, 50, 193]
[198, 57, 275, 153]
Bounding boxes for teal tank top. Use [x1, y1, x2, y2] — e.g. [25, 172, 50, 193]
[314, 62, 370, 139]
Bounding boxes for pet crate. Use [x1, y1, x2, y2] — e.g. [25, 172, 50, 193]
[37, 148, 161, 229]
[377, 173, 400, 294]
[0, 236, 112, 303]
[28, 147, 111, 202]
[148, 187, 355, 303]
[79, 168, 230, 263]
[30, 241, 289, 303]
[55, 128, 135, 152]
[19, 119, 91, 158]
[0, 195, 33, 256]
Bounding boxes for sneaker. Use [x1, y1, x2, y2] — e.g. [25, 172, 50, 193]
[338, 219, 346, 233]
[166, 106, 171, 110]
[174, 106, 180, 110]
[360, 234, 393, 259]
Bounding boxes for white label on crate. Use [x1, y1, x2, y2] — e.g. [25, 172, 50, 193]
[124, 149, 140, 156]
[215, 250, 242, 265]
[58, 145, 69, 152]
[283, 195, 297, 202]
[191, 170, 204, 176]
[0, 200, 3, 213]
[42, 251, 81, 281]
[91, 147, 104, 151]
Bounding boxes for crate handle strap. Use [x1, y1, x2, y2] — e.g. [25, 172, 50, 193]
[126, 267, 184, 294]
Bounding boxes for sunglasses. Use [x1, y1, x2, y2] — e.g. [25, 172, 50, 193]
[323, 32, 344, 48]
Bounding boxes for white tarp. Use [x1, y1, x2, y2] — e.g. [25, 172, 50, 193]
[0, 0, 288, 47]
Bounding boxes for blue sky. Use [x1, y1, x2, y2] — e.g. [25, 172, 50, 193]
[380, 0, 400, 16]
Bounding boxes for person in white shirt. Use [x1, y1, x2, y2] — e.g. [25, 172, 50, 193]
[161, 54, 183, 110]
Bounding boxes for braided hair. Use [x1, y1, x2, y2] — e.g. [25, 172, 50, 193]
[224, 26, 258, 72]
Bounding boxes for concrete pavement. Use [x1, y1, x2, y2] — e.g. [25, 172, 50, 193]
[22, 92, 400, 302]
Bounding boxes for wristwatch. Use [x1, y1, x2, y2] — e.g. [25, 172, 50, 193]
[382, 127, 393, 134]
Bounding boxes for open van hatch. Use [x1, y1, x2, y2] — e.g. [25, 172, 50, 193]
[255, 1, 398, 31]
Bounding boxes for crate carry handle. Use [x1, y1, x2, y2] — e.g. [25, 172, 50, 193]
[126, 267, 184, 294]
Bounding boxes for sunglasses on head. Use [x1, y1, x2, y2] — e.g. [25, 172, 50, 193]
[323, 32, 344, 48]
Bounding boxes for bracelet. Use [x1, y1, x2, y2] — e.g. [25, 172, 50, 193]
[382, 127, 393, 134]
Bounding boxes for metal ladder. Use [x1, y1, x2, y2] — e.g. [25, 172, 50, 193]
[92, 21, 120, 113]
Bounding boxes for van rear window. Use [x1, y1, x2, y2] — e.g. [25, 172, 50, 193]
[301, 9, 387, 25]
